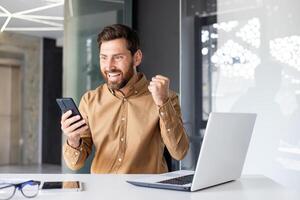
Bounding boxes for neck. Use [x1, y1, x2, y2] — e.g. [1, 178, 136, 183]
[119, 72, 138, 96]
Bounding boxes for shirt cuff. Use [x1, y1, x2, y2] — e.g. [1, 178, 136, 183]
[63, 139, 83, 165]
[158, 98, 177, 132]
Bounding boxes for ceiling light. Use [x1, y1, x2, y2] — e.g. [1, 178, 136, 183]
[13, 2, 63, 16]
[0, 3, 63, 33]
[1, 15, 11, 32]
[5, 27, 63, 31]
[0, 5, 10, 14]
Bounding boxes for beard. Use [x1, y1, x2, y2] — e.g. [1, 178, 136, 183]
[101, 61, 135, 90]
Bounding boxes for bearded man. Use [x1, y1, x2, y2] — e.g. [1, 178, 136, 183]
[61, 24, 189, 174]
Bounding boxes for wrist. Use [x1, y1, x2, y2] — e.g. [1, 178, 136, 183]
[156, 97, 169, 107]
[67, 138, 81, 148]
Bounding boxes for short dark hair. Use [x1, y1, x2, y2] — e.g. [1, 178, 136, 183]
[97, 24, 140, 55]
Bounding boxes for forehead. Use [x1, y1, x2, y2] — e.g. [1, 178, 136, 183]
[100, 38, 129, 54]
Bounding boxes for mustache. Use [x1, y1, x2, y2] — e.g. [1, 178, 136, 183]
[105, 69, 122, 74]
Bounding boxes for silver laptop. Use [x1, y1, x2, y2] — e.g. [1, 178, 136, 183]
[127, 112, 257, 192]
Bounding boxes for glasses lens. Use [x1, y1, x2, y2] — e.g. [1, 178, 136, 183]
[0, 184, 15, 200]
[21, 182, 40, 198]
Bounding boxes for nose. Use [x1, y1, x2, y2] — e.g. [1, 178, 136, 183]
[106, 58, 116, 71]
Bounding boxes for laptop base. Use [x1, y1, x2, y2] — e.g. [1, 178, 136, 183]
[126, 180, 191, 191]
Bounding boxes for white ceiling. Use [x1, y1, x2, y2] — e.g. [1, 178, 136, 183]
[0, 0, 64, 39]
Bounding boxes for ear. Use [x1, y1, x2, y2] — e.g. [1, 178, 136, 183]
[133, 49, 142, 68]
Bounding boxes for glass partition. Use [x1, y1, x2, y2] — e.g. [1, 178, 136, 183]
[181, 0, 300, 188]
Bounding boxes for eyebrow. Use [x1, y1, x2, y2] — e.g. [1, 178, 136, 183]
[99, 53, 126, 57]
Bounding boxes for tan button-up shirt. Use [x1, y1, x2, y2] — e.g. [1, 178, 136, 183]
[63, 73, 189, 174]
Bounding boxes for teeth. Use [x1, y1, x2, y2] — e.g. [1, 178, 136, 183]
[108, 73, 120, 77]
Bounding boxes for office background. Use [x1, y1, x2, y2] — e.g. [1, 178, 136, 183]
[0, 0, 299, 189]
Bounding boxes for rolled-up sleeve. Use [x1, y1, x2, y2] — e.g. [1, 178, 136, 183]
[158, 92, 189, 160]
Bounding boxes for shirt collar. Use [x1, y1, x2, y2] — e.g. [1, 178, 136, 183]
[106, 72, 149, 98]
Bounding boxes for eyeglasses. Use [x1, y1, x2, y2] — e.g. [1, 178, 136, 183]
[0, 180, 41, 200]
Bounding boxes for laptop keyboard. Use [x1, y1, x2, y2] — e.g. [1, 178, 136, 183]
[158, 174, 194, 185]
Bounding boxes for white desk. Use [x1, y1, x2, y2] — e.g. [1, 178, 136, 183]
[0, 174, 299, 200]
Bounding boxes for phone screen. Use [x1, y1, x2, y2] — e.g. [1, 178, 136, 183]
[41, 181, 81, 190]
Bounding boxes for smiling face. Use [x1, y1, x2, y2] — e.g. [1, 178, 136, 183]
[99, 38, 141, 90]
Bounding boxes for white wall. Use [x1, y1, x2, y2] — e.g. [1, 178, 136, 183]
[214, 0, 300, 188]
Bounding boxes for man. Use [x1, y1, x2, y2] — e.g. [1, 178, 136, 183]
[61, 24, 189, 173]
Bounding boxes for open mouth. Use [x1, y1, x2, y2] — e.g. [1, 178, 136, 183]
[107, 72, 122, 83]
[108, 72, 121, 78]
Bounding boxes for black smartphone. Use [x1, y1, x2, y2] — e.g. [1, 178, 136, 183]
[56, 98, 82, 119]
[56, 98, 86, 131]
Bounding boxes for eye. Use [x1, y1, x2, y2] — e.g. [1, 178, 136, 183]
[100, 55, 107, 61]
[114, 55, 124, 61]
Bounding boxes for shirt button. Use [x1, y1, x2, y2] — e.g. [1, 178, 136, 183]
[123, 98, 127, 102]
[167, 129, 171, 132]
[121, 117, 125, 121]
[134, 90, 138, 94]
[118, 158, 122, 162]
[160, 112, 164, 116]
[75, 152, 79, 155]
[121, 138, 124, 142]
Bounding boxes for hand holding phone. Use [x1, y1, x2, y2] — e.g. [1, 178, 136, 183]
[56, 98, 89, 148]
